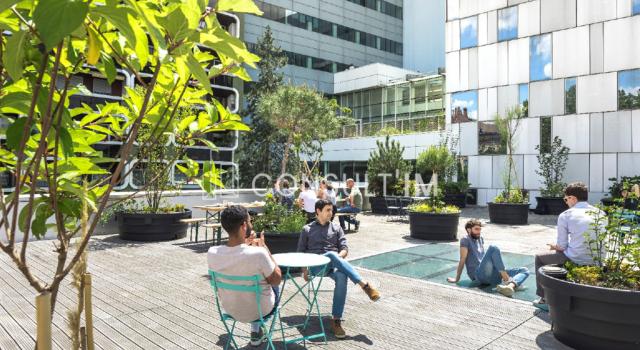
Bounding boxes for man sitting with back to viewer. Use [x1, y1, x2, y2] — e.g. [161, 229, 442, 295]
[207, 205, 282, 346]
[297, 199, 380, 339]
[533, 182, 605, 309]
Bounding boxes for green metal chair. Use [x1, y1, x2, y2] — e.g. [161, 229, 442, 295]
[208, 270, 280, 349]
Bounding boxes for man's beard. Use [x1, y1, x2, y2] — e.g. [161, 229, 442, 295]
[470, 233, 481, 240]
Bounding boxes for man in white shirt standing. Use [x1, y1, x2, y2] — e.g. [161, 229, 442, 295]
[207, 205, 282, 346]
[297, 180, 318, 223]
[533, 182, 605, 309]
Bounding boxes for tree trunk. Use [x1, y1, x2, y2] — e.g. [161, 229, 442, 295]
[280, 134, 293, 176]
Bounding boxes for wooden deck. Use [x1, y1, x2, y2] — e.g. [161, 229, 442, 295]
[0, 212, 572, 349]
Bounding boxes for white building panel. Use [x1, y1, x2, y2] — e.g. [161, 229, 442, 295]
[478, 44, 498, 88]
[553, 26, 590, 79]
[603, 16, 640, 72]
[540, 0, 577, 33]
[633, 110, 640, 152]
[459, 121, 479, 156]
[518, 0, 540, 38]
[589, 153, 604, 192]
[563, 154, 590, 184]
[497, 41, 509, 86]
[618, 153, 640, 177]
[577, 0, 617, 26]
[478, 88, 488, 121]
[497, 84, 519, 116]
[478, 13, 488, 46]
[589, 113, 604, 153]
[448, 0, 460, 20]
[515, 118, 540, 155]
[589, 22, 604, 74]
[508, 38, 530, 85]
[576, 73, 617, 114]
[487, 87, 498, 120]
[553, 114, 590, 154]
[603, 111, 633, 153]
[616, 0, 632, 18]
[530, 79, 565, 117]
[468, 47, 479, 89]
[524, 155, 543, 190]
[446, 52, 460, 92]
[603, 153, 617, 189]
[487, 10, 498, 44]
[459, 49, 469, 91]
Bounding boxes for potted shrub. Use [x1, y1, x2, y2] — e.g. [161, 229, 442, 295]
[488, 107, 530, 225]
[534, 136, 570, 215]
[253, 194, 307, 254]
[442, 181, 470, 208]
[367, 136, 412, 213]
[409, 145, 460, 240]
[538, 206, 640, 350]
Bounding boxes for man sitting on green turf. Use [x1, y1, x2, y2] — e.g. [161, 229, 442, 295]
[447, 219, 530, 297]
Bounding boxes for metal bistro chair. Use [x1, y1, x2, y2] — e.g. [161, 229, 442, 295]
[208, 270, 280, 349]
[398, 197, 414, 221]
[385, 197, 401, 221]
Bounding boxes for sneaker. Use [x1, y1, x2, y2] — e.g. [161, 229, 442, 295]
[362, 283, 380, 301]
[496, 283, 515, 297]
[532, 297, 549, 311]
[330, 319, 346, 339]
[250, 326, 265, 346]
[354, 220, 360, 231]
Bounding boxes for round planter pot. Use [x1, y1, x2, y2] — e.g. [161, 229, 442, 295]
[262, 232, 300, 255]
[443, 193, 467, 208]
[534, 196, 568, 215]
[487, 202, 529, 225]
[408, 211, 460, 241]
[538, 269, 640, 350]
[117, 209, 191, 241]
[369, 196, 388, 214]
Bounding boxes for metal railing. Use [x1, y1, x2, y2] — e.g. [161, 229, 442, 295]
[341, 115, 446, 138]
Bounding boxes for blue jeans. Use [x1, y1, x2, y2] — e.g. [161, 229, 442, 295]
[474, 245, 530, 287]
[310, 251, 363, 319]
[337, 205, 361, 228]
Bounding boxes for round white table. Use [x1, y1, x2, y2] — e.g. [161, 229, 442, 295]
[272, 253, 331, 348]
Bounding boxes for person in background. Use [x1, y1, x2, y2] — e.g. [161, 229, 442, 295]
[297, 180, 318, 223]
[273, 179, 294, 209]
[448, 219, 530, 298]
[337, 178, 361, 230]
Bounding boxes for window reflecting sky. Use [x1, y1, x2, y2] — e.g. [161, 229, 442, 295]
[633, 0, 640, 15]
[498, 7, 518, 42]
[451, 90, 478, 123]
[460, 16, 478, 49]
[530, 34, 552, 81]
[618, 69, 640, 110]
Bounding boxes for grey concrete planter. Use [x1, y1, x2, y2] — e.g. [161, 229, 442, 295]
[117, 209, 191, 241]
[487, 202, 529, 225]
[408, 211, 459, 241]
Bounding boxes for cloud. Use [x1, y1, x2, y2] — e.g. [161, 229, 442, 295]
[543, 63, 552, 78]
[460, 17, 477, 34]
[498, 8, 517, 31]
[620, 86, 640, 95]
[535, 35, 551, 59]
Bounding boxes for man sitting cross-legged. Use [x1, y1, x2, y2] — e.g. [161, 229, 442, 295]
[207, 205, 282, 347]
[448, 219, 530, 297]
[297, 199, 380, 339]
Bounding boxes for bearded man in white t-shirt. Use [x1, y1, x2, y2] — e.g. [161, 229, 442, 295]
[207, 205, 282, 347]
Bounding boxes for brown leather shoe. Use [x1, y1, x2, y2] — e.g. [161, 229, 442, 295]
[330, 319, 346, 339]
[362, 283, 380, 301]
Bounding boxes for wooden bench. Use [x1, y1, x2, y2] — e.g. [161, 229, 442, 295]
[180, 218, 207, 242]
[334, 212, 359, 232]
[202, 223, 223, 245]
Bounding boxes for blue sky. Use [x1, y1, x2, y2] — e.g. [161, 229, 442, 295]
[565, 78, 576, 92]
[451, 90, 478, 120]
[634, 0, 640, 15]
[498, 7, 518, 41]
[460, 16, 477, 49]
[519, 84, 528, 106]
[530, 34, 552, 81]
[618, 69, 640, 96]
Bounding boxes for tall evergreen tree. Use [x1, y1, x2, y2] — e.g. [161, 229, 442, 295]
[238, 26, 288, 187]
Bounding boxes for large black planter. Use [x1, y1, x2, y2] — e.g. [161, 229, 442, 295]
[534, 196, 568, 215]
[408, 211, 459, 241]
[262, 232, 300, 255]
[117, 209, 191, 241]
[487, 202, 529, 225]
[538, 269, 640, 350]
[369, 196, 388, 214]
[443, 193, 467, 208]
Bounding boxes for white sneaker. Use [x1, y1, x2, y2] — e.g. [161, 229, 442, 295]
[496, 283, 515, 297]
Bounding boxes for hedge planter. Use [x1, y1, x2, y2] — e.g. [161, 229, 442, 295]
[443, 193, 467, 208]
[117, 209, 191, 241]
[534, 196, 568, 215]
[487, 203, 529, 225]
[262, 232, 300, 255]
[408, 211, 459, 241]
[538, 269, 640, 350]
[369, 196, 388, 214]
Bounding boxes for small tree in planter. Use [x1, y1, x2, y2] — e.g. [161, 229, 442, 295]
[367, 136, 412, 213]
[534, 136, 570, 215]
[410, 145, 460, 240]
[538, 205, 639, 350]
[252, 193, 307, 254]
[488, 107, 530, 224]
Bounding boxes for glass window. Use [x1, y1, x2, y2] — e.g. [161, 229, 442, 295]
[460, 16, 478, 49]
[565, 78, 577, 114]
[518, 84, 528, 118]
[451, 90, 478, 123]
[414, 81, 426, 104]
[530, 34, 552, 81]
[337, 25, 357, 42]
[401, 86, 410, 105]
[618, 69, 640, 110]
[478, 122, 505, 155]
[540, 117, 552, 153]
[634, 0, 640, 15]
[498, 7, 518, 42]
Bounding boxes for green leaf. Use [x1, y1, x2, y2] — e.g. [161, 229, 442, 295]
[32, 204, 52, 238]
[92, 5, 148, 67]
[194, 138, 218, 151]
[3, 30, 27, 81]
[96, 53, 116, 84]
[157, 7, 190, 44]
[86, 26, 101, 65]
[0, 0, 19, 13]
[59, 127, 74, 158]
[0, 91, 31, 114]
[33, 0, 89, 50]
[177, 115, 196, 132]
[215, 0, 263, 14]
[6, 117, 28, 150]
[185, 53, 212, 95]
